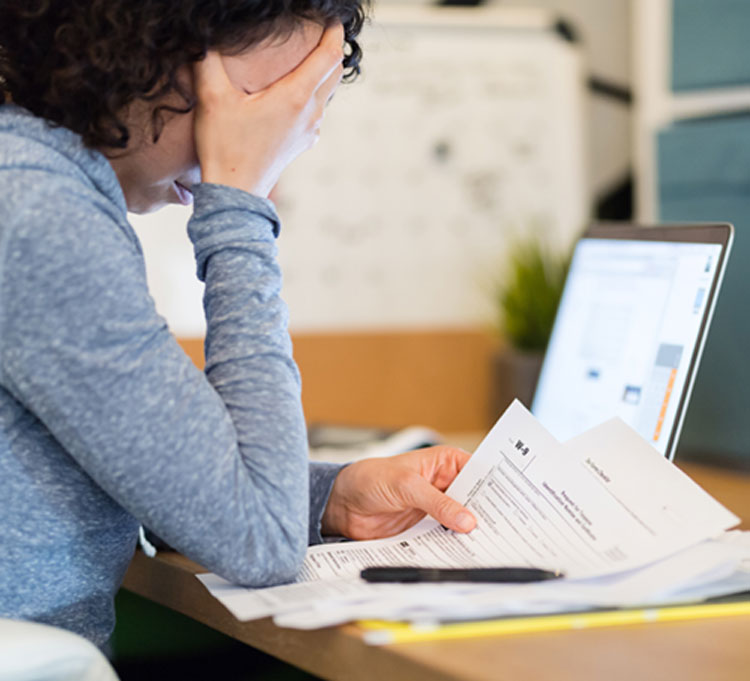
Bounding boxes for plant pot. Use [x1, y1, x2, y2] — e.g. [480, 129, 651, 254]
[489, 348, 544, 425]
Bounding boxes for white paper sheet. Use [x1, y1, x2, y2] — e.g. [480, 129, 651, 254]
[299, 402, 738, 580]
[270, 535, 750, 630]
[197, 401, 742, 626]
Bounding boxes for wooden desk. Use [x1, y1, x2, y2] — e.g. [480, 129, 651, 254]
[122, 462, 750, 681]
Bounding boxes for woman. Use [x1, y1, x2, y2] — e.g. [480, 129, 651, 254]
[0, 0, 476, 646]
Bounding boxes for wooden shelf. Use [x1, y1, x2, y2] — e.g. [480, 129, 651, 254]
[178, 329, 500, 433]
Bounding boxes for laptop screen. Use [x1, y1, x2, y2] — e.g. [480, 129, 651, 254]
[531, 227, 731, 459]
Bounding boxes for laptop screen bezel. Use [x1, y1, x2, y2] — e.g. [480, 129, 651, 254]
[530, 222, 734, 460]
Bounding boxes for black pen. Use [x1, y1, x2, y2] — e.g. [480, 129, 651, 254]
[360, 566, 563, 583]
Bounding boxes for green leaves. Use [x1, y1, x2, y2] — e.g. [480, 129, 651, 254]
[498, 238, 570, 352]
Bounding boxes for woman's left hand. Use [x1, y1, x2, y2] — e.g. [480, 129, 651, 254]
[321, 446, 477, 540]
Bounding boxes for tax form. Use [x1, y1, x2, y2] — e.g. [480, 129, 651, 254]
[301, 401, 736, 580]
[198, 401, 739, 622]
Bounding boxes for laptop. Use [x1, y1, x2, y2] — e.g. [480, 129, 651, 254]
[531, 222, 733, 460]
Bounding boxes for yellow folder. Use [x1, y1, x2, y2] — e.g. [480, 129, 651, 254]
[358, 597, 750, 645]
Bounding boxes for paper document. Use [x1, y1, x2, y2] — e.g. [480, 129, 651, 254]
[198, 401, 742, 626]
[305, 401, 736, 580]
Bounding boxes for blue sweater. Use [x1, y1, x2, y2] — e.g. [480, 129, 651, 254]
[0, 105, 341, 646]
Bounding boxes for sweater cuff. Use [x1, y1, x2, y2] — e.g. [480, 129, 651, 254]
[187, 183, 281, 281]
[308, 461, 346, 545]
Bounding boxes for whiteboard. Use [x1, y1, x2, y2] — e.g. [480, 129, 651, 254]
[131, 6, 588, 336]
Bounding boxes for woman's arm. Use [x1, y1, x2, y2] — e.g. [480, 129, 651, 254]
[0, 176, 307, 586]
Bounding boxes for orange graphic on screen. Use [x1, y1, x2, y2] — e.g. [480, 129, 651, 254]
[653, 369, 677, 442]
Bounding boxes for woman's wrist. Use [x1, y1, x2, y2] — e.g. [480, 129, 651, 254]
[320, 469, 350, 537]
[200, 167, 270, 198]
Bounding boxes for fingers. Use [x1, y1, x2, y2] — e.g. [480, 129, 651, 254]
[438, 446, 472, 472]
[288, 23, 345, 95]
[193, 51, 235, 101]
[399, 445, 472, 491]
[404, 473, 477, 534]
[191, 23, 345, 197]
[316, 59, 344, 107]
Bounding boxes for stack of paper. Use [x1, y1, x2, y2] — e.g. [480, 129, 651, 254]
[198, 402, 750, 633]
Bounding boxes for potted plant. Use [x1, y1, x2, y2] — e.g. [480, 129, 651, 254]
[489, 236, 570, 422]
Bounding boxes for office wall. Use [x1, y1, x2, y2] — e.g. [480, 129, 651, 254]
[494, 0, 632, 203]
[394, 0, 633, 204]
[273, 7, 587, 332]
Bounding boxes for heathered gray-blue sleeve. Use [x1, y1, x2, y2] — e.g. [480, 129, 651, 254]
[0, 178, 316, 586]
[309, 460, 343, 544]
[190, 184, 343, 547]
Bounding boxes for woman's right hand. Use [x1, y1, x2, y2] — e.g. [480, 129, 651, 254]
[192, 24, 344, 198]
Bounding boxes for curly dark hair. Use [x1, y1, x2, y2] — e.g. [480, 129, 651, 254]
[0, 0, 368, 149]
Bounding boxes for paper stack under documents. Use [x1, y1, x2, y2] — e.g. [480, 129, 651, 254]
[198, 401, 750, 632]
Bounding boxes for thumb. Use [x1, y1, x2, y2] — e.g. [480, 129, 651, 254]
[406, 475, 476, 533]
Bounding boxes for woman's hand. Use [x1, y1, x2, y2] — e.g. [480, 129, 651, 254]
[192, 24, 344, 197]
[321, 446, 478, 540]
